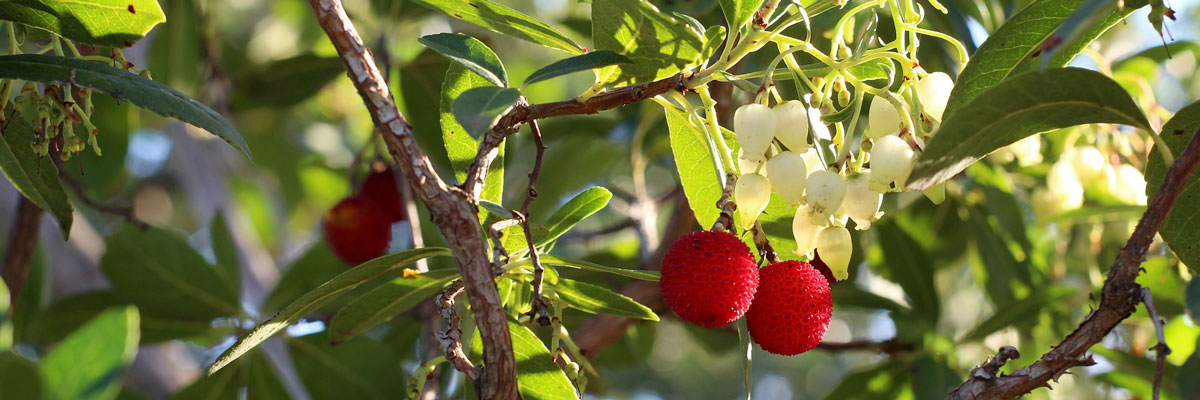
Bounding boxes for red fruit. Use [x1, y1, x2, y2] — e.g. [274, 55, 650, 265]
[323, 196, 392, 265]
[747, 260, 832, 356]
[361, 168, 406, 222]
[660, 230, 759, 328]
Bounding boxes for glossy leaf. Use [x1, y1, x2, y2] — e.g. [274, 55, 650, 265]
[0, 0, 164, 47]
[441, 63, 504, 202]
[959, 286, 1074, 342]
[665, 106, 724, 228]
[718, 0, 763, 31]
[508, 320, 578, 400]
[592, 0, 703, 86]
[419, 33, 508, 87]
[537, 186, 612, 246]
[1146, 100, 1200, 272]
[874, 223, 939, 326]
[0, 352, 43, 400]
[101, 226, 238, 321]
[41, 306, 140, 400]
[542, 254, 658, 281]
[412, 0, 582, 54]
[0, 110, 72, 238]
[0, 54, 252, 161]
[944, 0, 1147, 114]
[450, 86, 521, 138]
[553, 278, 658, 320]
[328, 269, 460, 344]
[262, 243, 344, 312]
[909, 68, 1151, 190]
[207, 247, 451, 374]
[523, 50, 632, 87]
[210, 211, 240, 300]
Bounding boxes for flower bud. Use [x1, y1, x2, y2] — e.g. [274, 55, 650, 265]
[805, 170, 846, 224]
[773, 100, 810, 152]
[735, 173, 771, 229]
[766, 151, 807, 204]
[867, 95, 902, 140]
[734, 104, 776, 163]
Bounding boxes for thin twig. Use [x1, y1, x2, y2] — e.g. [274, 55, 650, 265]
[2, 196, 42, 306]
[712, 172, 738, 233]
[519, 120, 551, 326]
[947, 125, 1200, 399]
[57, 168, 147, 229]
[435, 280, 478, 380]
[750, 220, 778, 264]
[1141, 287, 1171, 400]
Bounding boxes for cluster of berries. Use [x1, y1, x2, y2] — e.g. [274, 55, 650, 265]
[322, 167, 408, 265]
[731, 72, 955, 282]
[660, 230, 833, 355]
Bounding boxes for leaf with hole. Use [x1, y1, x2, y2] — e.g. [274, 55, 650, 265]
[207, 247, 451, 375]
[451, 86, 521, 138]
[0, 54, 251, 161]
[908, 68, 1151, 190]
[420, 33, 508, 87]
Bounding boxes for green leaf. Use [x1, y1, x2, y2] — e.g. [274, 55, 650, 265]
[831, 285, 910, 314]
[552, 278, 658, 320]
[288, 334, 404, 400]
[0, 110, 72, 238]
[262, 243, 344, 312]
[1146, 100, 1200, 272]
[967, 206, 1023, 307]
[246, 352, 290, 400]
[908, 68, 1151, 190]
[874, 223, 939, 326]
[718, 0, 763, 31]
[537, 186, 612, 246]
[665, 106, 723, 228]
[41, 306, 139, 400]
[958, 286, 1073, 343]
[328, 269, 460, 344]
[207, 247, 451, 375]
[101, 225, 238, 321]
[210, 211, 240, 301]
[523, 50, 632, 87]
[508, 320, 578, 400]
[592, 0, 703, 86]
[232, 54, 346, 109]
[147, 0, 202, 95]
[412, 0, 582, 54]
[451, 86, 521, 138]
[823, 360, 908, 399]
[0, 0, 165, 47]
[1187, 278, 1200, 321]
[1181, 350, 1200, 400]
[0, 54, 252, 161]
[699, 26, 726, 64]
[0, 352, 44, 400]
[27, 292, 213, 344]
[538, 254, 659, 281]
[944, 0, 1147, 114]
[913, 356, 961, 400]
[441, 63, 504, 202]
[172, 361, 241, 400]
[419, 33, 508, 87]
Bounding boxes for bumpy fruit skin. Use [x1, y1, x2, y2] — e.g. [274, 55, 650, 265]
[660, 231, 759, 328]
[361, 168, 407, 222]
[323, 196, 392, 265]
[746, 260, 833, 356]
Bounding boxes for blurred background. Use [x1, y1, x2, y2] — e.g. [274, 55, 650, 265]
[2, 0, 1199, 398]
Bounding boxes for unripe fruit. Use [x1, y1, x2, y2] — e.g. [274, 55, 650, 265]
[734, 104, 776, 163]
[866, 96, 902, 140]
[1070, 146, 1105, 182]
[792, 204, 821, 257]
[814, 226, 851, 281]
[773, 100, 810, 152]
[869, 135, 915, 191]
[915, 72, 954, 122]
[660, 231, 759, 328]
[323, 196, 392, 265]
[843, 173, 882, 230]
[746, 261, 832, 356]
[735, 173, 771, 229]
[765, 151, 807, 204]
[738, 148, 765, 176]
[805, 170, 846, 225]
[1114, 164, 1148, 205]
[361, 168, 407, 222]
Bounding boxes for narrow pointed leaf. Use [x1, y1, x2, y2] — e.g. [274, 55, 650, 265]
[522, 50, 631, 87]
[419, 33, 508, 87]
[207, 247, 451, 375]
[717, 0, 763, 32]
[210, 211, 240, 300]
[0, 0, 165, 47]
[0, 54, 252, 161]
[509, 321, 578, 400]
[450, 86, 520, 138]
[958, 286, 1074, 343]
[537, 186, 612, 246]
[508, 254, 659, 281]
[908, 68, 1151, 190]
[874, 224, 939, 326]
[412, 0, 582, 54]
[328, 269, 460, 344]
[553, 279, 658, 320]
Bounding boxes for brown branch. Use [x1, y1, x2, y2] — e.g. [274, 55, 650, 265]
[463, 75, 688, 200]
[307, 1, 517, 398]
[1141, 288, 1170, 400]
[435, 280, 478, 381]
[2, 196, 42, 306]
[947, 126, 1200, 399]
[711, 173, 737, 233]
[518, 120, 551, 326]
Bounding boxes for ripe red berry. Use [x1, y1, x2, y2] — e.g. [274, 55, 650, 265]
[360, 168, 406, 222]
[660, 230, 759, 328]
[747, 260, 832, 356]
[322, 196, 392, 265]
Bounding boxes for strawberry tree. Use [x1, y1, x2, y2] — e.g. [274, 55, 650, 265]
[0, 0, 1198, 399]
